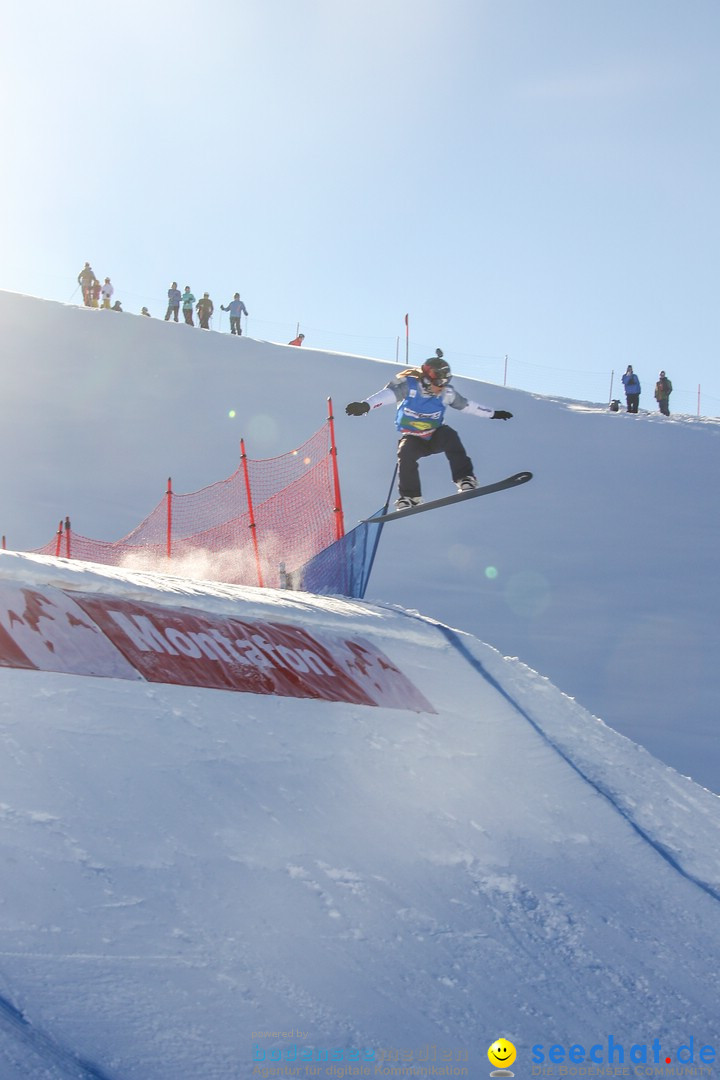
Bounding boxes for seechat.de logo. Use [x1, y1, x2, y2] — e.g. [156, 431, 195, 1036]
[489, 1038, 517, 1077]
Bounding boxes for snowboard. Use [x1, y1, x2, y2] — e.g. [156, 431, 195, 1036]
[362, 470, 533, 524]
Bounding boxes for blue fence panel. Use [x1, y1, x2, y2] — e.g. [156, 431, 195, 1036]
[296, 517, 383, 599]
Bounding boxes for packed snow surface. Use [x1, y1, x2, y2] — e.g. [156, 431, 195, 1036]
[0, 292, 719, 1077]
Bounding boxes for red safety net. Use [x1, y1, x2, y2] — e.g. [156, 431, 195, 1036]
[32, 414, 345, 589]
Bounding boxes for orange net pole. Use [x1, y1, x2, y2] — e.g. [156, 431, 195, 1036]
[241, 439, 264, 588]
[166, 477, 173, 560]
[327, 398, 345, 541]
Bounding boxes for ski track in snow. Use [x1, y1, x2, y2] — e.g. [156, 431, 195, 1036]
[0, 991, 116, 1080]
[434, 621, 720, 904]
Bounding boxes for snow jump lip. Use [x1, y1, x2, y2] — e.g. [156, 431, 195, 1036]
[0, 576, 435, 713]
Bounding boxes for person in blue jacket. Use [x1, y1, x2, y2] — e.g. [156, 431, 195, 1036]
[345, 348, 513, 510]
[622, 365, 641, 413]
[164, 282, 182, 321]
[220, 293, 249, 335]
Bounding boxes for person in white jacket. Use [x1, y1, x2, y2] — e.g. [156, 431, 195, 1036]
[100, 277, 114, 309]
[345, 349, 513, 510]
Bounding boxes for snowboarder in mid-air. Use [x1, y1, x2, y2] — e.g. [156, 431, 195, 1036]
[345, 349, 513, 510]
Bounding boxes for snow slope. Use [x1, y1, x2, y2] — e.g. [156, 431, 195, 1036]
[0, 552, 719, 1079]
[1, 290, 718, 791]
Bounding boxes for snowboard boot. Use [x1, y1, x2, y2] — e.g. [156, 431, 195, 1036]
[456, 476, 479, 493]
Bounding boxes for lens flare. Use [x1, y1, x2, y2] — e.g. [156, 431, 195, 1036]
[504, 570, 551, 618]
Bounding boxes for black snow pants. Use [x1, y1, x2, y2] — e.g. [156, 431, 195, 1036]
[397, 426, 474, 499]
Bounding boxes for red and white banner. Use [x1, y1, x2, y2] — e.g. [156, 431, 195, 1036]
[0, 585, 434, 713]
[0, 584, 142, 679]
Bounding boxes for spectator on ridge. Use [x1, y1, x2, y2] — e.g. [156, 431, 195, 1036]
[220, 293, 248, 336]
[288, 333, 305, 346]
[101, 277, 114, 309]
[111, 300, 123, 312]
[77, 262, 95, 306]
[141, 307, 151, 317]
[196, 292, 214, 330]
[621, 365, 641, 413]
[165, 282, 182, 321]
[654, 371, 673, 416]
[181, 286, 196, 325]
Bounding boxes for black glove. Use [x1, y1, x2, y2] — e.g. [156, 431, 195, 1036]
[346, 401, 370, 416]
[491, 410, 513, 420]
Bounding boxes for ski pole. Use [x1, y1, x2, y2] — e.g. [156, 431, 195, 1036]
[361, 463, 398, 598]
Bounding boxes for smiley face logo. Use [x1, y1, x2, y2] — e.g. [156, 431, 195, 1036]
[488, 1039, 517, 1071]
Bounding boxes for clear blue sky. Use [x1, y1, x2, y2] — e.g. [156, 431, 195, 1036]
[1, 0, 718, 413]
